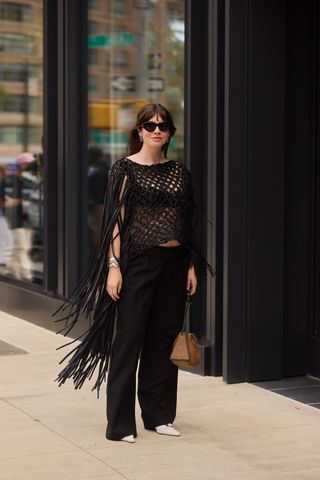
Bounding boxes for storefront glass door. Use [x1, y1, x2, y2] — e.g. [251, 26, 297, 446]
[87, 0, 185, 257]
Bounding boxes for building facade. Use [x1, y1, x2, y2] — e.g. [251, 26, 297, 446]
[0, 0, 319, 384]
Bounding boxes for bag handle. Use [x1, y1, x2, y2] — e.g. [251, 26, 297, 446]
[181, 289, 192, 333]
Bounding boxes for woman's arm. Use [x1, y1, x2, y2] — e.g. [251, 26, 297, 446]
[106, 175, 127, 301]
[186, 264, 197, 295]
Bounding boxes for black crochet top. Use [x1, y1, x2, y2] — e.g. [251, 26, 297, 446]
[109, 157, 202, 265]
[54, 157, 214, 396]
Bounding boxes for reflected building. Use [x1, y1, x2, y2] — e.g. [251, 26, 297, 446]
[88, 0, 184, 161]
[0, 1, 44, 284]
[0, 1, 43, 156]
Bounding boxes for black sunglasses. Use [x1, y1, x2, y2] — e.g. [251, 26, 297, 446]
[141, 121, 170, 132]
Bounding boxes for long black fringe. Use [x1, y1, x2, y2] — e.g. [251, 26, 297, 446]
[186, 172, 216, 279]
[53, 161, 130, 398]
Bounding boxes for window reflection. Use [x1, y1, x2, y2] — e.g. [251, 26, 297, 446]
[0, 1, 44, 285]
[0, 3, 33, 23]
[87, 0, 184, 257]
[0, 33, 34, 54]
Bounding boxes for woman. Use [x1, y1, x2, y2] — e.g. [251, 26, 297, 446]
[55, 103, 213, 444]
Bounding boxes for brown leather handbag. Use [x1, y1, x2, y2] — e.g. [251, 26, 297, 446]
[170, 292, 201, 368]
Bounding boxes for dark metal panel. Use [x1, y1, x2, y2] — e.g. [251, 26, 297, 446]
[185, 0, 209, 343]
[223, 0, 286, 383]
[206, 0, 224, 376]
[44, 0, 58, 293]
[223, 0, 248, 382]
[309, 0, 320, 377]
[185, 0, 222, 375]
[283, 0, 313, 376]
[63, 0, 88, 297]
[206, 0, 217, 373]
[56, 0, 66, 296]
[36, 0, 88, 302]
[0, 282, 61, 331]
[245, 0, 285, 380]
[0, 282, 88, 338]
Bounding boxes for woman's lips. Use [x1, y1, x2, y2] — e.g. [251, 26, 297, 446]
[151, 137, 162, 141]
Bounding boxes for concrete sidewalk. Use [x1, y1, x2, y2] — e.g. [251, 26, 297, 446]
[1, 311, 320, 480]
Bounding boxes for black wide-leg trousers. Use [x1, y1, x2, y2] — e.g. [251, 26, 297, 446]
[105, 245, 190, 440]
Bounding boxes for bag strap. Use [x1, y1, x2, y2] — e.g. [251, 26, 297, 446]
[181, 290, 192, 333]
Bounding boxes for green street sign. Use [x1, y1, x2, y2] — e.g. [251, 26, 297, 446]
[88, 33, 134, 48]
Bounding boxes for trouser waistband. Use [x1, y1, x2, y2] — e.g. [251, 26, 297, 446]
[145, 244, 188, 259]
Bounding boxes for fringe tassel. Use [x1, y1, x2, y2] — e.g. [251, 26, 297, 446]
[54, 160, 130, 397]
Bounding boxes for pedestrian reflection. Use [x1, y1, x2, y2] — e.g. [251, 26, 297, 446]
[0, 165, 13, 269]
[4, 153, 35, 280]
[0, 152, 44, 283]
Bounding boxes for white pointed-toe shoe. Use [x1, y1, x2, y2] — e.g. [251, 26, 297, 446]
[121, 435, 135, 443]
[155, 424, 181, 436]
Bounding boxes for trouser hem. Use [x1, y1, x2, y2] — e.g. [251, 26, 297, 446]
[105, 431, 138, 441]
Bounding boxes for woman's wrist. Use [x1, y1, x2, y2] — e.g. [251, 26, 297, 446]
[108, 256, 120, 268]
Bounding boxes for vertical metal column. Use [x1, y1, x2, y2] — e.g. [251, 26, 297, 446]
[185, 0, 221, 375]
[223, 0, 286, 383]
[44, 0, 58, 293]
[56, 0, 88, 298]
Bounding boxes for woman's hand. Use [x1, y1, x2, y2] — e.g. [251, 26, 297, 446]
[106, 267, 122, 301]
[186, 264, 197, 295]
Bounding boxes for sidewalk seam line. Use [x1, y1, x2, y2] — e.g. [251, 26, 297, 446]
[0, 397, 130, 480]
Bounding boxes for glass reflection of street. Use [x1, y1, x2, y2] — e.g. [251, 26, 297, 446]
[87, 0, 185, 259]
[0, 1, 44, 285]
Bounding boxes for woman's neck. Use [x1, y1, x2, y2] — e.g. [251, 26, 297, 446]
[132, 146, 165, 164]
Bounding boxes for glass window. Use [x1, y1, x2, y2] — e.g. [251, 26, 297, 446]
[88, 0, 100, 11]
[111, 50, 129, 69]
[0, 3, 33, 23]
[0, 64, 38, 82]
[88, 21, 100, 35]
[87, 0, 184, 258]
[110, 0, 127, 16]
[0, 33, 34, 53]
[89, 49, 98, 65]
[88, 75, 98, 92]
[0, 126, 41, 144]
[0, 126, 23, 144]
[0, 2, 44, 286]
[0, 95, 40, 114]
[0, 95, 25, 113]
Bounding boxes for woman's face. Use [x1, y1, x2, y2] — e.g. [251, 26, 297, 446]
[139, 114, 170, 150]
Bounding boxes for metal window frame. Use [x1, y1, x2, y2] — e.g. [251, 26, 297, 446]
[185, 0, 221, 375]
[56, 0, 88, 298]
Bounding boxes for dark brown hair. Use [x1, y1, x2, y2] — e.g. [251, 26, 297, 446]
[128, 103, 176, 157]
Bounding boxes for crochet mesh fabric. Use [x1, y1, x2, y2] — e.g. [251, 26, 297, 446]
[114, 157, 194, 259]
